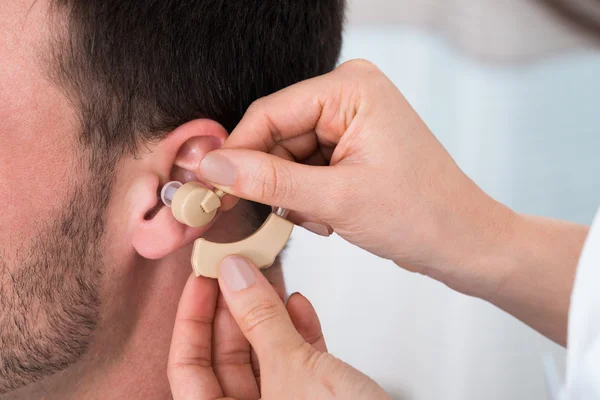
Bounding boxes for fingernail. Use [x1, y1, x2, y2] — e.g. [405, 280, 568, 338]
[301, 222, 331, 237]
[199, 153, 237, 186]
[220, 256, 256, 292]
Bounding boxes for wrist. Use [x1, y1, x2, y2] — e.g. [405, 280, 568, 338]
[394, 175, 521, 298]
[391, 187, 519, 297]
[481, 213, 587, 344]
[424, 192, 587, 344]
[435, 195, 522, 298]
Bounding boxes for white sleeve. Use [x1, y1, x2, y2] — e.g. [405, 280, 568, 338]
[561, 209, 600, 399]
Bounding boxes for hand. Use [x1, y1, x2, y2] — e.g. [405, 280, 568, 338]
[197, 59, 514, 294]
[197, 59, 588, 345]
[168, 257, 389, 400]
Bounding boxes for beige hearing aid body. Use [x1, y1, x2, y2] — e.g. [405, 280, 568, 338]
[163, 181, 293, 278]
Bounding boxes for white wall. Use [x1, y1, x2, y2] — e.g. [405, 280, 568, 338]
[346, 0, 593, 63]
[281, 26, 600, 400]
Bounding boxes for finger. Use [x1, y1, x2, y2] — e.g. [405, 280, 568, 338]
[268, 143, 296, 162]
[262, 261, 286, 302]
[269, 132, 329, 169]
[318, 145, 335, 163]
[217, 192, 240, 212]
[249, 267, 286, 389]
[224, 72, 347, 153]
[286, 293, 328, 353]
[212, 293, 260, 400]
[286, 211, 333, 237]
[270, 132, 319, 162]
[168, 274, 223, 400]
[249, 291, 327, 387]
[217, 256, 305, 360]
[300, 148, 330, 167]
[198, 148, 339, 216]
[250, 347, 261, 388]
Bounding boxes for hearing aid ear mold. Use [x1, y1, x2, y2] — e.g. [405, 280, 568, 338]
[161, 181, 294, 278]
[160, 181, 182, 208]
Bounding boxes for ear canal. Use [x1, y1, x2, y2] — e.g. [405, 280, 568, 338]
[168, 182, 222, 228]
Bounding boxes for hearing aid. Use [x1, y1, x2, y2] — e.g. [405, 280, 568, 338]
[161, 181, 294, 278]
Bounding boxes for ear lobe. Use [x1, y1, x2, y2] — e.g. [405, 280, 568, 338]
[133, 207, 213, 260]
[132, 206, 191, 260]
[128, 174, 202, 260]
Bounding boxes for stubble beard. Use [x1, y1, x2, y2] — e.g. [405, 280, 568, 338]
[0, 166, 111, 394]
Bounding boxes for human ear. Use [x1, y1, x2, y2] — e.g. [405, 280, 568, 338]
[129, 119, 233, 260]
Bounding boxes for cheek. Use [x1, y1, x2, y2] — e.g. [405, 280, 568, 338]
[0, 0, 81, 256]
[101, 178, 136, 270]
[0, 74, 79, 257]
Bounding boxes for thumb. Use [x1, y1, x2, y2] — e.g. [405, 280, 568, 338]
[217, 256, 305, 359]
[198, 149, 337, 217]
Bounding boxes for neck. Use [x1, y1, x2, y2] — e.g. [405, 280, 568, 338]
[4, 204, 274, 400]
[5, 251, 192, 400]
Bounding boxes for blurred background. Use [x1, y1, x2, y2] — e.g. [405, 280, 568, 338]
[282, 1, 600, 399]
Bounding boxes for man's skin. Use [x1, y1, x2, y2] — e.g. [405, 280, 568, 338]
[0, 1, 285, 398]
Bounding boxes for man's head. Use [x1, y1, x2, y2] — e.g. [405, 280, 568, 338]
[0, 0, 344, 394]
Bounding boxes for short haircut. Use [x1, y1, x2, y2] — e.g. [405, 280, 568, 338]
[46, 0, 345, 223]
[49, 0, 346, 158]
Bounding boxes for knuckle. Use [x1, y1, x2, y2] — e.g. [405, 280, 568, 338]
[339, 59, 386, 94]
[340, 58, 379, 74]
[167, 343, 212, 374]
[167, 364, 181, 383]
[246, 97, 280, 149]
[240, 301, 281, 336]
[295, 342, 328, 371]
[213, 347, 251, 366]
[256, 160, 293, 204]
[303, 331, 325, 346]
[246, 97, 266, 115]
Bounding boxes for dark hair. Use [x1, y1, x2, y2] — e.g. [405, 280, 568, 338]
[541, 0, 600, 39]
[49, 0, 345, 158]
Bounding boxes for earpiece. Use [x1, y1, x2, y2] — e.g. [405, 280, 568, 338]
[161, 181, 294, 278]
[163, 181, 223, 228]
